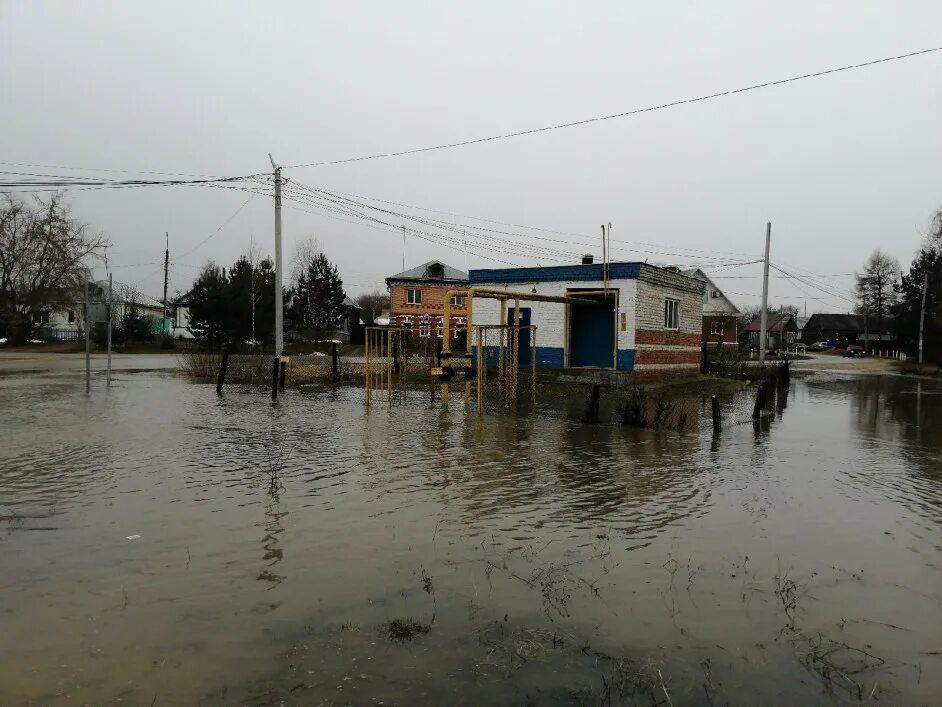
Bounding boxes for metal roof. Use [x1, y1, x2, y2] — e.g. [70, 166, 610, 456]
[387, 260, 468, 283]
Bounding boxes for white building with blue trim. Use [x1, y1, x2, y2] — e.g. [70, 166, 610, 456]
[468, 259, 704, 379]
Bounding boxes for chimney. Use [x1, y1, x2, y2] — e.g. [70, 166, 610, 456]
[581, 254, 594, 265]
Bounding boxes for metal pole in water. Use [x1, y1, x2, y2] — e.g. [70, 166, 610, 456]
[106, 273, 113, 387]
[712, 395, 721, 432]
[85, 278, 91, 394]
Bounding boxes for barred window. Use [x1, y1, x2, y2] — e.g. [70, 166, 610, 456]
[664, 299, 680, 330]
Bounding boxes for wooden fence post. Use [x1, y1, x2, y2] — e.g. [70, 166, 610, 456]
[216, 349, 230, 395]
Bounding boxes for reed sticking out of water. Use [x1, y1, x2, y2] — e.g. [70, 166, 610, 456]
[615, 387, 688, 432]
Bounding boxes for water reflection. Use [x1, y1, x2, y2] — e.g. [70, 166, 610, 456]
[0, 372, 940, 705]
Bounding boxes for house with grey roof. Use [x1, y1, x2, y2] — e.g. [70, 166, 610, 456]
[385, 260, 469, 341]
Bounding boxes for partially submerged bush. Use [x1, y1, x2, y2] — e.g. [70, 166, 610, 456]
[385, 617, 431, 642]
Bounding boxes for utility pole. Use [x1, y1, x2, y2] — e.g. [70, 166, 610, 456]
[270, 154, 284, 399]
[402, 225, 406, 272]
[106, 273, 113, 387]
[84, 278, 91, 394]
[759, 222, 771, 364]
[162, 231, 169, 336]
[918, 272, 929, 367]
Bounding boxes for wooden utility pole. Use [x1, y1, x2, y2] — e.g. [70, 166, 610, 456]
[918, 272, 929, 367]
[759, 222, 771, 364]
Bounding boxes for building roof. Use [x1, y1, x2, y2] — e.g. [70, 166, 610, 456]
[680, 267, 741, 316]
[387, 260, 468, 283]
[343, 296, 360, 309]
[742, 312, 796, 333]
[469, 262, 703, 294]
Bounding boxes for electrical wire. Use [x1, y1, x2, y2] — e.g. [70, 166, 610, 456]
[284, 46, 942, 169]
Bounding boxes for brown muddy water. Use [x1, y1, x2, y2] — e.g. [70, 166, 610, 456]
[1, 371, 940, 706]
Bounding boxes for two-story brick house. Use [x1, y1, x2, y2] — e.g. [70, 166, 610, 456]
[386, 260, 469, 341]
[681, 268, 741, 348]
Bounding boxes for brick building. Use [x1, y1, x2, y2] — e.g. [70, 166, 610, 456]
[681, 268, 740, 347]
[386, 260, 469, 341]
[468, 259, 704, 379]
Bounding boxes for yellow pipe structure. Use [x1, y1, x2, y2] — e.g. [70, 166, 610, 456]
[441, 287, 587, 353]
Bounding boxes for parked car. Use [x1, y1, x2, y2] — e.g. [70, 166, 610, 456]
[843, 345, 866, 358]
[809, 341, 832, 351]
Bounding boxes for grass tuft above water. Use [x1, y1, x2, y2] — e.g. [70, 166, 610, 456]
[385, 617, 431, 642]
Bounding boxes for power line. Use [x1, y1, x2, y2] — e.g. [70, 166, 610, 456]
[284, 46, 942, 169]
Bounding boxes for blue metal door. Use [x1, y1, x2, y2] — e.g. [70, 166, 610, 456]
[569, 296, 615, 367]
[507, 307, 532, 365]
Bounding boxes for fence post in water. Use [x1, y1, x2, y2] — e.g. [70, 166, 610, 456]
[279, 358, 286, 392]
[216, 349, 230, 395]
[585, 385, 601, 423]
[392, 333, 400, 374]
[752, 385, 764, 420]
[271, 356, 279, 400]
[331, 341, 338, 384]
[711, 395, 721, 432]
[701, 341, 708, 374]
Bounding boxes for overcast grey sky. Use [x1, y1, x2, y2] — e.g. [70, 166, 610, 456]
[2, 1, 940, 311]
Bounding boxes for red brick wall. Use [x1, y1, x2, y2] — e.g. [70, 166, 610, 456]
[389, 282, 467, 339]
[635, 330, 701, 347]
[702, 315, 738, 344]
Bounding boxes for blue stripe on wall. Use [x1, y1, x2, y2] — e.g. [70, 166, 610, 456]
[469, 346, 632, 370]
[473, 346, 565, 369]
[469, 262, 641, 284]
[616, 349, 635, 371]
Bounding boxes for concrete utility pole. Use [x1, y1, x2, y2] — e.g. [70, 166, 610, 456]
[759, 222, 771, 364]
[271, 155, 283, 358]
[106, 273, 113, 387]
[84, 279, 91, 394]
[918, 272, 929, 366]
[162, 232, 169, 335]
[402, 225, 406, 272]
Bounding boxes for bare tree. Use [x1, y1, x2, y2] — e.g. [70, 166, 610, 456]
[290, 234, 320, 284]
[854, 249, 900, 326]
[355, 289, 390, 325]
[0, 193, 108, 343]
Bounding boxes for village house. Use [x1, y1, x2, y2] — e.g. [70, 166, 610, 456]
[386, 260, 469, 341]
[803, 313, 896, 347]
[681, 268, 740, 348]
[33, 282, 167, 341]
[467, 257, 705, 379]
[742, 312, 799, 351]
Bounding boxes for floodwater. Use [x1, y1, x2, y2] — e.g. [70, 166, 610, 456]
[1, 371, 940, 706]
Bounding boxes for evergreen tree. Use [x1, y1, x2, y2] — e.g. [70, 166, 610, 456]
[291, 252, 346, 337]
[187, 263, 233, 350]
[893, 246, 942, 364]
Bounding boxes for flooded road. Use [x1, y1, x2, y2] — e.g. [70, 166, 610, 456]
[1, 371, 940, 705]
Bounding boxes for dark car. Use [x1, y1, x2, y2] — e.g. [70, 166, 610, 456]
[843, 345, 866, 358]
[809, 341, 831, 351]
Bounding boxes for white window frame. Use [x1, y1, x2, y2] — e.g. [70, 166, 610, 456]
[406, 288, 422, 305]
[419, 325, 431, 338]
[449, 294, 464, 306]
[710, 320, 723, 335]
[436, 326, 443, 338]
[664, 298, 680, 330]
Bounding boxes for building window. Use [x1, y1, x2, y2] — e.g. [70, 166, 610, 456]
[407, 288, 422, 305]
[449, 294, 464, 306]
[664, 299, 680, 330]
[436, 326, 443, 338]
[710, 320, 723, 335]
[68, 310, 75, 324]
[419, 325, 431, 338]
